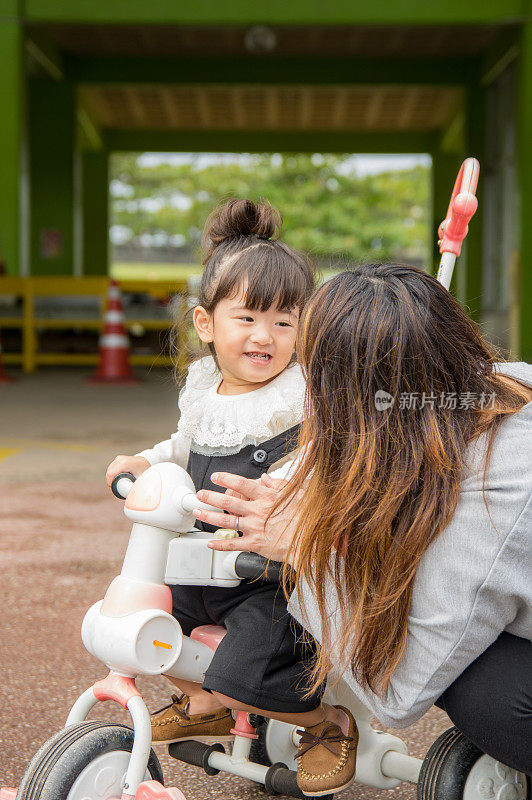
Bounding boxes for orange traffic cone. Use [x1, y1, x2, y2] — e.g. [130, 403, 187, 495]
[0, 332, 15, 384]
[87, 280, 139, 384]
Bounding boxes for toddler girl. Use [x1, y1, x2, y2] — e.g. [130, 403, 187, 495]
[106, 199, 357, 797]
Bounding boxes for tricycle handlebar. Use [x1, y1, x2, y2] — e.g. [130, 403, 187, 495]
[111, 472, 136, 499]
[233, 552, 288, 583]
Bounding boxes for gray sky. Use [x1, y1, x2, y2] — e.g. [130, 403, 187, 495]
[138, 152, 431, 176]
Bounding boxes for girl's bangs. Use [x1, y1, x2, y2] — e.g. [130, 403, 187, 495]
[215, 245, 312, 312]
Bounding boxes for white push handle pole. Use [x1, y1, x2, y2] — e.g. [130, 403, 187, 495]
[437, 252, 457, 291]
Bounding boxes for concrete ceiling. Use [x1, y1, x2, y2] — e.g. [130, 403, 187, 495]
[37, 23, 501, 58]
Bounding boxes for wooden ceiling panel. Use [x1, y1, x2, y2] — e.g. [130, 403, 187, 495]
[81, 85, 463, 133]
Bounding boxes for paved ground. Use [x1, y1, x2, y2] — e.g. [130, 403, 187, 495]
[0, 369, 451, 798]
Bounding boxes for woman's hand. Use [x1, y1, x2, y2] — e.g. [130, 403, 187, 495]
[105, 455, 150, 488]
[194, 472, 302, 566]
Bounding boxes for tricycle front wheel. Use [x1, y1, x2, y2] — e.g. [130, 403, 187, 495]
[16, 721, 163, 800]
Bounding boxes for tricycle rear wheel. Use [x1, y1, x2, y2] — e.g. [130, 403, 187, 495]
[417, 727, 530, 800]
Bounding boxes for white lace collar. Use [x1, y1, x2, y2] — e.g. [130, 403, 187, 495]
[177, 356, 305, 455]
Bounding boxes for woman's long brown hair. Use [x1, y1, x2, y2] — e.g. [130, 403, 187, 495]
[281, 264, 531, 697]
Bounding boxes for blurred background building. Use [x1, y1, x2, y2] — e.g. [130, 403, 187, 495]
[0, 1, 531, 369]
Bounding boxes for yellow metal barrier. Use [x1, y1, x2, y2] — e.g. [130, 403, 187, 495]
[0, 276, 188, 373]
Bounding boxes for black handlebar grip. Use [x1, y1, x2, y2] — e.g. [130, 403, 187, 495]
[234, 552, 286, 583]
[111, 471, 136, 499]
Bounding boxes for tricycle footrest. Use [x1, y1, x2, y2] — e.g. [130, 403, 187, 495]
[169, 740, 225, 775]
[265, 763, 334, 800]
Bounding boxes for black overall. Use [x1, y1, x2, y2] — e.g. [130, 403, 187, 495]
[170, 424, 322, 713]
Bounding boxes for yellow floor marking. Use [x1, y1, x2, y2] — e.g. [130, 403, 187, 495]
[0, 447, 23, 463]
[0, 438, 98, 453]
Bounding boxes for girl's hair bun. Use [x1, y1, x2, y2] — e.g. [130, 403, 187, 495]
[202, 198, 282, 259]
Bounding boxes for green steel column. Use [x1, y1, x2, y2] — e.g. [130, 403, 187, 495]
[81, 150, 109, 275]
[518, 23, 532, 362]
[0, 18, 24, 275]
[464, 76, 485, 322]
[29, 80, 75, 275]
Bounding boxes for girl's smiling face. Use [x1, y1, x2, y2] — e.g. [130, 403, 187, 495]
[193, 289, 299, 394]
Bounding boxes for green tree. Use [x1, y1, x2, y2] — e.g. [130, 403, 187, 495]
[110, 153, 430, 267]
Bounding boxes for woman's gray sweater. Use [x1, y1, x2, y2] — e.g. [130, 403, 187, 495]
[287, 361, 532, 728]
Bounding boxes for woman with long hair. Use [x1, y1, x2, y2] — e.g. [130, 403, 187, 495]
[193, 264, 532, 775]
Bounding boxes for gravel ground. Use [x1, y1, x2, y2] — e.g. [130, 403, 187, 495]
[0, 369, 451, 798]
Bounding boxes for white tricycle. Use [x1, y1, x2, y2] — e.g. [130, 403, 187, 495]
[2, 461, 529, 800]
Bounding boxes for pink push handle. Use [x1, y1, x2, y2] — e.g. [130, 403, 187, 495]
[438, 158, 480, 257]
